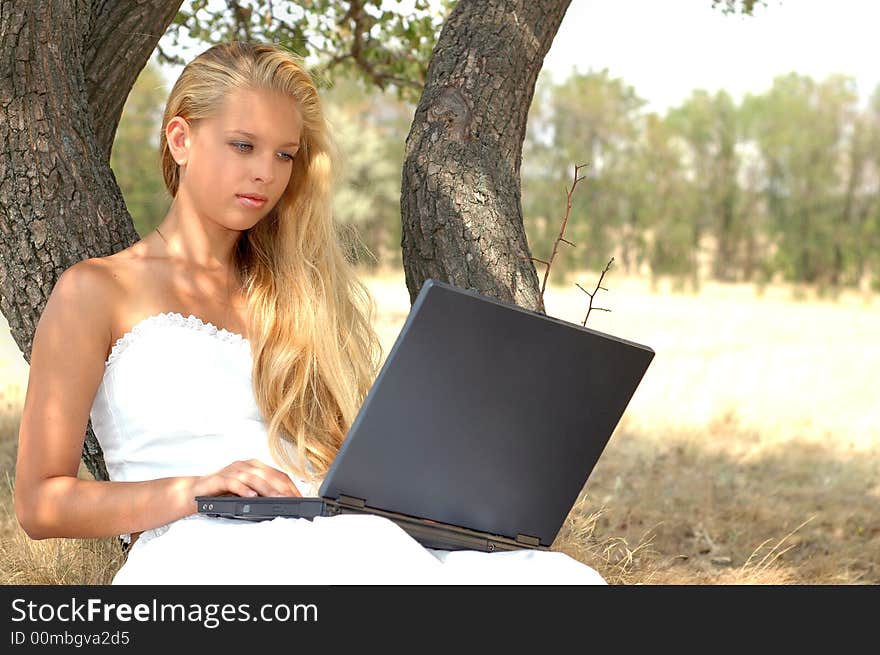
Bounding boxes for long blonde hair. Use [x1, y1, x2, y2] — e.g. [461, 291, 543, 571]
[158, 41, 383, 483]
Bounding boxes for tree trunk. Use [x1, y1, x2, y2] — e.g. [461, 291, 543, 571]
[713, 185, 736, 282]
[0, 0, 182, 483]
[834, 120, 866, 288]
[400, 0, 571, 311]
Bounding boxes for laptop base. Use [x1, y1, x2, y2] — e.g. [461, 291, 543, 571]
[196, 495, 549, 553]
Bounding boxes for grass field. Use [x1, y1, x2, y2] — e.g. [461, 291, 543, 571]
[1, 269, 877, 584]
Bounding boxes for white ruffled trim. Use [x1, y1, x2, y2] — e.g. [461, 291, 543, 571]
[106, 312, 250, 366]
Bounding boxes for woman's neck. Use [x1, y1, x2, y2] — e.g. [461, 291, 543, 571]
[154, 197, 241, 272]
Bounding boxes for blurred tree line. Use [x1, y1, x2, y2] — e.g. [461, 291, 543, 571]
[523, 69, 880, 294]
[112, 62, 880, 293]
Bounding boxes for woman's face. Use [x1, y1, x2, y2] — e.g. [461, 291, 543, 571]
[170, 86, 302, 231]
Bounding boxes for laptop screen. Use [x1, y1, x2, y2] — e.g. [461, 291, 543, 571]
[320, 279, 654, 546]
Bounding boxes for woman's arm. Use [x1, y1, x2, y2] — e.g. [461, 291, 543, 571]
[13, 258, 184, 540]
[14, 259, 302, 541]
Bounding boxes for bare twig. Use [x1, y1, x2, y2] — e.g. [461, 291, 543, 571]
[526, 162, 615, 325]
[578, 257, 615, 326]
[537, 163, 588, 300]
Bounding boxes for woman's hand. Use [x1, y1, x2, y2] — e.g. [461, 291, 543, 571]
[189, 459, 303, 502]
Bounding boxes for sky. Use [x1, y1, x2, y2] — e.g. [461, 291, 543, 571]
[157, 0, 880, 114]
[542, 0, 880, 113]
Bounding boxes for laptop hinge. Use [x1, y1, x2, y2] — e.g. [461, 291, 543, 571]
[516, 533, 541, 547]
[337, 494, 366, 509]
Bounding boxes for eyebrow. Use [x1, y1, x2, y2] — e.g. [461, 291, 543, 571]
[227, 130, 300, 148]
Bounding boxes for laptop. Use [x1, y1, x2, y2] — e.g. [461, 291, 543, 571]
[197, 278, 655, 552]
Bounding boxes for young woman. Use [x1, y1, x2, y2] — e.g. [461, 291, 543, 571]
[14, 41, 606, 585]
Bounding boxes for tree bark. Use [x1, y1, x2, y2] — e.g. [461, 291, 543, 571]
[400, 0, 571, 311]
[0, 0, 182, 482]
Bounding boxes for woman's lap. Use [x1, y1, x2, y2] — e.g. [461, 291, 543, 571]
[112, 514, 605, 585]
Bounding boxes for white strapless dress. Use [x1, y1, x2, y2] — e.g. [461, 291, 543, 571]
[90, 311, 606, 585]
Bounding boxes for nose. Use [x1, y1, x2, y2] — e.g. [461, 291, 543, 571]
[251, 153, 276, 185]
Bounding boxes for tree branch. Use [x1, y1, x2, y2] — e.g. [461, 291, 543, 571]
[330, 0, 423, 93]
[578, 257, 615, 326]
[537, 162, 588, 300]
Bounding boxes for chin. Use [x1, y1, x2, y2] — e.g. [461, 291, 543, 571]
[223, 213, 266, 231]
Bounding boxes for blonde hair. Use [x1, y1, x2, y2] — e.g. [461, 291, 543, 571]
[159, 41, 383, 483]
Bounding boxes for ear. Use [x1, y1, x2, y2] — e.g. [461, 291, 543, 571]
[166, 116, 192, 166]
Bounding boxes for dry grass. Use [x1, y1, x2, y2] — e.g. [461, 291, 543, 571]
[0, 412, 124, 585]
[1, 268, 877, 584]
[0, 513, 124, 585]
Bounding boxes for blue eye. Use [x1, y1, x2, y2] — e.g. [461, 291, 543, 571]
[231, 141, 295, 162]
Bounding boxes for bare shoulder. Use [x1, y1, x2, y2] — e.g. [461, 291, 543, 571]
[73, 242, 163, 298]
[85, 241, 160, 297]
[33, 258, 115, 355]
[53, 256, 125, 316]
[43, 245, 154, 348]
[61, 255, 122, 287]
[80, 243, 183, 345]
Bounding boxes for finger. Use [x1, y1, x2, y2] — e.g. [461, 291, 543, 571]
[226, 470, 279, 498]
[247, 468, 292, 497]
[270, 471, 301, 497]
[226, 479, 258, 498]
[244, 460, 302, 496]
[227, 461, 280, 496]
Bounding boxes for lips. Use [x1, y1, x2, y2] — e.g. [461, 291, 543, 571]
[236, 193, 268, 209]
